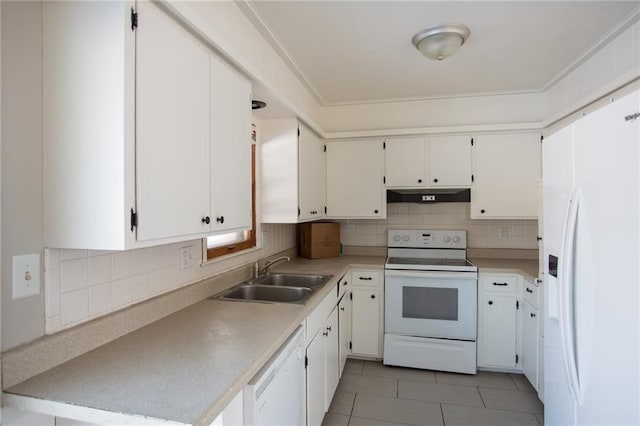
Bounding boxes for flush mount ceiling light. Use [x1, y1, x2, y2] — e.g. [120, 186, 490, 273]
[412, 24, 470, 61]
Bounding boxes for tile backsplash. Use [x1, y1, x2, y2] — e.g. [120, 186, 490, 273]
[339, 203, 538, 249]
[44, 224, 296, 334]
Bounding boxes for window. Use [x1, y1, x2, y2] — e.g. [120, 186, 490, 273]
[206, 142, 257, 259]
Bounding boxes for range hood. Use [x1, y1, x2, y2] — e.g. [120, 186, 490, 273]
[387, 188, 470, 203]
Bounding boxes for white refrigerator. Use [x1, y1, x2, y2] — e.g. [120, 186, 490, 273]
[543, 87, 640, 425]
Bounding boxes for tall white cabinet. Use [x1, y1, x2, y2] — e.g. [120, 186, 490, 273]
[43, 1, 252, 250]
[261, 119, 326, 223]
[326, 140, 386, 218]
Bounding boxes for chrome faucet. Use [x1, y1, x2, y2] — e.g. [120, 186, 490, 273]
[258, 256, 290, 276]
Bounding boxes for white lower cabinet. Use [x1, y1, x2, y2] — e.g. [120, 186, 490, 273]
[477, 273, 521, 370]
[522, 278, 541, 391]
[338, 291, 352, 376]
[351, 269, 384, 358]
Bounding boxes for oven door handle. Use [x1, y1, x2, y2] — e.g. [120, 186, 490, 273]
[385, 270, 478, 280]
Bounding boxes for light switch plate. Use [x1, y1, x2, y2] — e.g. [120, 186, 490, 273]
[12, 253, 41, 299]
[180, 245, 195, 270]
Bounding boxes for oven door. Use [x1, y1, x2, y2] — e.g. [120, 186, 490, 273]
[385, 269, 477, 340]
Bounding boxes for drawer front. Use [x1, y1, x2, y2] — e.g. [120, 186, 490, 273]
[481, 274, 518, 294]
[523, 279, 540, 308]
[351, 269, 382, 287]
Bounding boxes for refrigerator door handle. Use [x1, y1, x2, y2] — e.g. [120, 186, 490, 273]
[560, 187, 584, 405]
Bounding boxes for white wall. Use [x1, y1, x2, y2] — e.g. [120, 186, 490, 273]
[340, 203, 538, 249]
[1, 1, 45, 351]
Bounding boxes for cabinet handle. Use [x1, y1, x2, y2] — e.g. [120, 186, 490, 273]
[326, 326, 332, 332]
[481, 209, 486, 214]
[216, 216, 224, 224]
[343, 281, 348, 286]
[371, 294, 376, 299]
[323, 331, 328, 337]
[530, 312, 537, 318]
[340, 307, 345, 311]
[526, 287, 533, 293]
[202, 216, 211, 224]
[493, 282, 508, 286]
[488, 300, 493, 305]
[359, 277, 373, 281]
[536, 278, 543, 284]
[433, 178, 438, 183]
[418, 179, 422, 183]
[374, 209, 379, 214]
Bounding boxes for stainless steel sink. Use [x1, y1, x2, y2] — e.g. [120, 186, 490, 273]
[216, 284, 313, 304]
[250, 273, 332, 288]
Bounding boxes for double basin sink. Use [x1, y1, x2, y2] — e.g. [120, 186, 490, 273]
[215, 273, 333, 305]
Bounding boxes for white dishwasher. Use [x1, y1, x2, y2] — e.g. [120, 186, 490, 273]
[244, 326, 305, 426]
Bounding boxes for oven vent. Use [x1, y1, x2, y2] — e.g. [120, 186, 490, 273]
[386, 188, 470, 203]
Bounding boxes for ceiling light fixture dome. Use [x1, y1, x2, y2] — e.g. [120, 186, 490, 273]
[412, 24, 470, 61]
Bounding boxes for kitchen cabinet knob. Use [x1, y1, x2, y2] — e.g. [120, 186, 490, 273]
[433, 178, 439, 183]
[202, 216, 211, 224]
[530, 313, 537, 318]
[343, 281, 348, 286]
[488, 300, 493, 305]
[371, 294, 376, 299]
[526, 288, 533, 293]
[480, 209, 486, 214]
[418, 179, 422, 183]
[216, 216, 224, 224]
[374, 209, 379, 214]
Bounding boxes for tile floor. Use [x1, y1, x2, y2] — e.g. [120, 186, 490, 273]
[322, 360, 544, 426]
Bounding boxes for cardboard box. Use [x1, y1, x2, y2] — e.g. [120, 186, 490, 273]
[298, 222, 340, 259]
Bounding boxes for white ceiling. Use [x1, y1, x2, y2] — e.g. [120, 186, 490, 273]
[243, 1, 639, 106]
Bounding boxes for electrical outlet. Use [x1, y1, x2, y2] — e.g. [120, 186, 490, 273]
[12, 253, 41, 300]
[180, 245, 195, 270]
[498, 226, 509, 240]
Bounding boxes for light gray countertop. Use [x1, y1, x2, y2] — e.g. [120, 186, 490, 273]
[4, 253, 538, 425]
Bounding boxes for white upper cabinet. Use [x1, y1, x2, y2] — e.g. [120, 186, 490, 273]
[384, 137, 427, 187]
[135, 1, 211, 242]
[384, 135, 472, 189]
[43, 2, 252, 249]
[326, 140, 386, 218]
[209, 55, 252, 234]
[261, 119, 325, 223]
[429, 135, 473, 187]
[471, 132, 541, 219]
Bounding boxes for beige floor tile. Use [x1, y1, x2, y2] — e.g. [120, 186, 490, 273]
[479, 388, 544, 414]
[436, 371, 518, 390]
[349, 416, 414, 426]
[363, 361, 436, 382]
[535, 413, 545, 425]
[344, 358, 365, 375]
[328, 391, 356, 416]
[351, 394, 444, 426]
[398, 379, 484, 407]
[322, 413, 350, 426]
[509, 373, 536, 392]
[337, 374, 398, 397]
[442, 403, 540, 426]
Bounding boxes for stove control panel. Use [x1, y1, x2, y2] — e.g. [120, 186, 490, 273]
[388, 229, 467, 249]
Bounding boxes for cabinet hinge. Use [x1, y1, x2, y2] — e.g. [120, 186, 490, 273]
[298, 207, 301, 217]
[350, 292, 352, 301]
[305, 355, 308, 368]
[297, 127, 300, 138]
[130, 7, 138, 31]
[349, 341, 352, 350]
[516, 300, 520, 310]
[540, 135, 544, 143]
[383, 176, 386, 184]
[130, 208, 137, 232]
[383, 141, 386, 149]
[324, 206, 327, 214]
[324, 144, 327, 153]
[471, 174, 474, 183]
[516, 354, 519, 364]
[471, 138, 474, 146]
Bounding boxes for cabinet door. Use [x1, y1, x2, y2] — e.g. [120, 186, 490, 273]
[479, 294, 517, 368]
[384, 137, 426, 187]
[326, 140, 385, 218]
[210, 55, 252, 233]
[522, 301, 539, 390]
[429, 135, 472, 187]
[299, 124, 325, 221]
[338, 292, 352, 377]
[135, 2, 210, 241]
[351, 288, 380, 357]
[325, 308, 340, 408]
[471, 133, 541, 219]
[306, 330, 326, 426]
